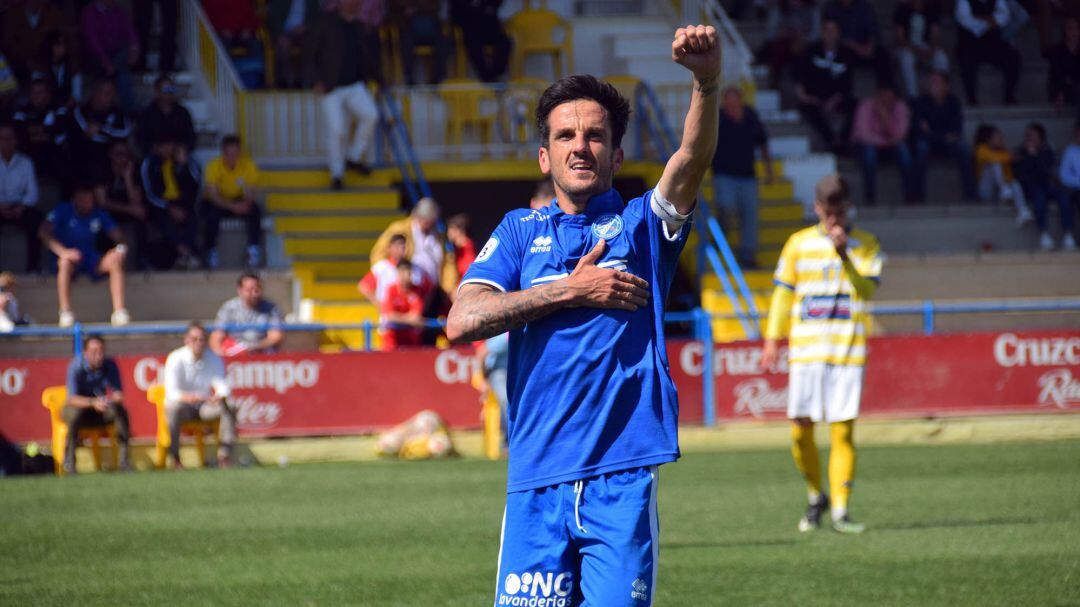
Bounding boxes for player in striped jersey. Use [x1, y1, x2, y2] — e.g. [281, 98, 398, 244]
[761, 174, 883, 534]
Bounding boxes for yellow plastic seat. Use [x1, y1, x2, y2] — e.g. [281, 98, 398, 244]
[438, 78, 498, 157]
[41, 386, 118, 475]
[506, 9, 573, 79]
[146, 384, 221, 469]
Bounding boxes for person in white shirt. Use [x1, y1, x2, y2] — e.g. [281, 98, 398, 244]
[163, 322, 237, 468]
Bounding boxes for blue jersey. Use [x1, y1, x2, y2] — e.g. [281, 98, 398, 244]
[461, 188, 688, 492]
[46, 202, 115, 256]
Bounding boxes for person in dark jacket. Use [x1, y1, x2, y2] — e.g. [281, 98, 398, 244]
[823, 0, 891, 83]
[12, 78, 68, 181]
[910, 70, 978, 201]
[1047, 17, 1080, 108]
[794, 18, 856, 152]
[67, 80, 132, 182]
[1014, 122, 1073, 250]
[140, 135, 201, 269]
[450, 0, 511, 82]
[136, 74, 195, 156]
[954, 0, 1020, 105]
[266, 0, 321, 89]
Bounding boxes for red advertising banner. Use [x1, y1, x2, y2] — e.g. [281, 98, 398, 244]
[0, 330, 1077, 443]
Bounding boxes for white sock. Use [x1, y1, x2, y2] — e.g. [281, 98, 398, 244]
[832, 506, 848, 522]
[807, 490, 821, 505]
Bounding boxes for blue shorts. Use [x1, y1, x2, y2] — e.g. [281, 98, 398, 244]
[494, 466, 659, 607]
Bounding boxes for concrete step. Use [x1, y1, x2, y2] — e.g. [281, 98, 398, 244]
[294, 260, 372, 280]
[274, 215, 399, 234]
[261, 170, 396, 189]
[283, 237, 379, 257]
[266, 190, 401, 213]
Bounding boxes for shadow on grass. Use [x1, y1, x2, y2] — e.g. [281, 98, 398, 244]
[872, 516, 1041, 531]
[663, 538, 800, 550]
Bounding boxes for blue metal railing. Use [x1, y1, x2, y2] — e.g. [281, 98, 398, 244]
[378, 90, 433, 208]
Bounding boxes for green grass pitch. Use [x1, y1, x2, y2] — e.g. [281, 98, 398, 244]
[1, 440, 1078, 606]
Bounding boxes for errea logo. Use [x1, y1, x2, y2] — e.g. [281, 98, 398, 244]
[499, 571, 574, 606]
[631, 578, 649, 601]
[530, 235, 553, 254]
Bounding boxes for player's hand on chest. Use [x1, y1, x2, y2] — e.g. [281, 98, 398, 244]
[519, 213, 639, 289]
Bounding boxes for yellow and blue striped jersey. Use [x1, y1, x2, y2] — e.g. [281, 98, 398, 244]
[765, 224, 883, 366]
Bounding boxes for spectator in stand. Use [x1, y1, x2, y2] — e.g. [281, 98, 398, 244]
[852, 82, 915, 204]
[450, 0, 511, 83]
[266, 0, 320, 89]
[389, 0, 450, 86]
[823, 0, 891, 82]
[211, 272, 285, 356]
[974, 124, 1032, 223]
[1048, 17, 1080, 109]
[61, 335, 131, 473]
[379, 259, 428, 350]
[713, 86, 773, 268]
[0, 272, 30, 331]
[68, 80, 133, 182]
[136, 75, 195, 157]
[163, 322, 238, 469]
[446, 213, 476, 280]
[80, 0, 139, 111]
[893, 0, 948, 100]
[911, 71, 978, 202]
[795, 18, 856, 152]
[201, 134, 263, 269]
[1056, 120, 1080, 249]
[0, 52, 19, 118]
[1015, 122, 1076, 250]
[13, 78, 69, 181]
[2, 0, 68, 84]
[303, 0, 379, 190]
[201, 0, 264, 87]
[95, 140, 148, 270]
[370, 197, 458, 309]
[38, 181, 130, 327]
[954, 0, 1020, 105]
[140, 135, 201, 270]
[529, 178, 554, 210]
[0, 123, 43, 273]
[34, 32, 84, 107]
[134, 0, 177, 73]
[358, 233, 433, 305]
[759, 0, 820, 88]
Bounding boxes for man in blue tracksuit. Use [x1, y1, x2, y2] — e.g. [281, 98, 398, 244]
[446, 24, 721, 606]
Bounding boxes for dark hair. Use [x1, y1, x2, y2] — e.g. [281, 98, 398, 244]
[71, 180, 96, 195]
[154, 74, 174, 89]
[221, 134, 241, 148]
[84, 334, 105, 349]
[396, 259, 413, 270]
[186, 321, 206, 335]
[237, 271, 260, 286]
[446, 213, 469, 231]
[929, 69, 950, 83]
[974, 123, 998, 147]
[389, 234, 406, 245]
[1027, 122, 1047, 144]
[535, 75, 631, 147]
[0, 122, 15, 135]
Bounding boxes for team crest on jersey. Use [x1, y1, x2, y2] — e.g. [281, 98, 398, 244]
[475, 237, 499, 263]
[591, 214, 624, 239]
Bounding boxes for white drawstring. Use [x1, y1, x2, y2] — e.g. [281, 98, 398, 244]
[573, 480, 588, 534]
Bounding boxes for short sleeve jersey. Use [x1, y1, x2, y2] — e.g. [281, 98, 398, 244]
[47, 202, 116, 256]
[204, 156, 259, 200]
[773, 225, 883, 367]
[66, 357, 122, 398]
[214, 297, 283, 348]
[460, 188, 690, 492]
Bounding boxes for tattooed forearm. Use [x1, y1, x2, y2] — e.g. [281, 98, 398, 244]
[446, 283, 571, 343]
[694, 74, 720, 97]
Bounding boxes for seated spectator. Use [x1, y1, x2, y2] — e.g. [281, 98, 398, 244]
[358, 233, 433, 306]
[95, 141, 149, 270]
[712, 86, 774, 268]
[163, 322, 237, 469]
[0, 271, 30, 332]
[852, 83, 915, 204]
[389, 0, 450, 85]
[446, 213, 476, 280]
[140, 136, 201, 270]
[61, 335, 131, 473]
[823, 0, 891, 82]
[1048, 17, 1080, 109]
[0, 52, 18, 118]
[529, 178, 555, 210]
[80, 0, 139, 111]
[38, 182, 130, 327]
[302, 2, 379, 190]
[137, 75, 196, 157]
[1015, 122, 1075, 251]
[893, 0, 948, 99]
[974, 124, 1032, 223]
[34, 32, 83, 107]
[266, 0, 320, 89]
[954, 0, 1020, 105]
[134, 0, 177, 73]
[13, 78, 69, 182]
[794, 18, 857, 152]
[68, 80, 133, 182]
[2, 0, 68, 84]
[759, 0, 820, 88]
[201, 0, 265, 88]
[450, 0, 511, 83]
[380, 259, 428, 350]
[200, 135, 263, 269]
[211, 272, 285, 356]
[0, 124, 44, 273]
[1056, 120, 1080, 251]
[911, 71, 978, 202]
[370, 197, 458, 310]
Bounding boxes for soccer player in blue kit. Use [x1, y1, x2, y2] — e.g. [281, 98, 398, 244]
[446, 24, 721, 607]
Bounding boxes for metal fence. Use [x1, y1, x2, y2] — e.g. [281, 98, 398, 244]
[179, 0, 242, 135]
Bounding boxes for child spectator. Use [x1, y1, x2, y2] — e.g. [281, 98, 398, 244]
[200, 135, 263, 268]
[38, 182, 130, 327]
[141, 135, 201, 270]
[95, 141, 148, 270]
[379, 259, 427, 350]
[446, 213, 476, 280]
[892, 0, 948, 99]
[1015, 123, 1075, 251]
[974, 124, 1032, 224]
[0, 123, 43, 273]
[0, 272, 30, 332]
[1056, 120, 1080, 251]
